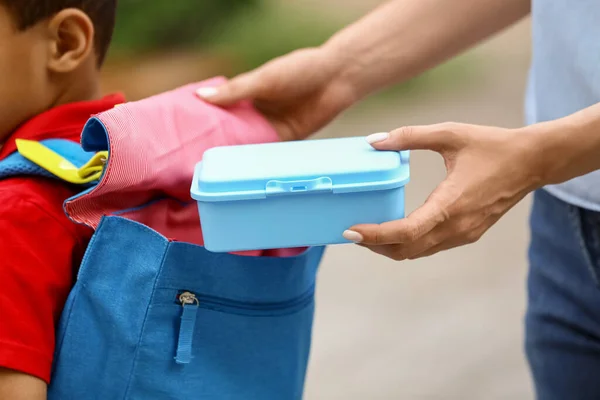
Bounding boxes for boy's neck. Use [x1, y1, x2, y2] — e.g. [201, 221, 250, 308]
[51, 77, 102, 109]
[0, 74, 102, 150]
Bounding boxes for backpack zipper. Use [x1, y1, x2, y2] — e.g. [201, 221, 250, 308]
[173, 287, 315, 364]
[175, 291, 199, 365]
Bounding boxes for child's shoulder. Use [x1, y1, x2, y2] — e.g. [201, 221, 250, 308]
[0, 176, 84, 235]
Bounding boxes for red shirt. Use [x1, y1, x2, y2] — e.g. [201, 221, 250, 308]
[0, 94, 124, 383]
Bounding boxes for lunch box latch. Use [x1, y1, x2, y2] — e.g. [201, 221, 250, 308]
[265, 177, 333, 197]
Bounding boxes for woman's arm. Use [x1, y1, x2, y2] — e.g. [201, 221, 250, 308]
[200, 0, 531, 141]
[325, 0, 531, 100]
[531, 102, 600, 185]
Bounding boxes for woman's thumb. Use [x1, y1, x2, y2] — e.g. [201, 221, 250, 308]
[366, 124, 455, 152]
[196, 73, 260, 106]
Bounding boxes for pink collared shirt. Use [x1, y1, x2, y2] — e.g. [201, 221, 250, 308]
[65, 78, 303, 257]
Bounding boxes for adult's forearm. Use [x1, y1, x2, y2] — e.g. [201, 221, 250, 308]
[323, 0, 530, 99]
[528, 102, 600, 186]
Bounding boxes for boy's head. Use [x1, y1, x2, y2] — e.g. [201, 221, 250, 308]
[0, 0, 116, 141]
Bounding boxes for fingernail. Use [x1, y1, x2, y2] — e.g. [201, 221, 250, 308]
[343, 230, 364, 243]
[366, 132, 389, 144]
[196, 87, 219, 98]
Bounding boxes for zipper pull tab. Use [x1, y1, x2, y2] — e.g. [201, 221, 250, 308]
[175, 291, 199, 365]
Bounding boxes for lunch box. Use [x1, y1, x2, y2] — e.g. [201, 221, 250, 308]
[191, 136, 410, 252]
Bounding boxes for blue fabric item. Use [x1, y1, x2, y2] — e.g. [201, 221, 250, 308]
[0, 139, 97, 182]
[80, 117, 110, 152]
[0, 139, 325, 399]
[48, 217, 324, 399]
[526, 1, 600, 211]
[175, 301, 199, 364]
[526, 189, 600, 399]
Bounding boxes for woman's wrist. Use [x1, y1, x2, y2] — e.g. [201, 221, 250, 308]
[520, 105, 600, 187]
[319, 36, 376, 103]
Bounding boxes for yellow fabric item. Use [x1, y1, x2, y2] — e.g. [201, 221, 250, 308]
[15, 139, 107, 184]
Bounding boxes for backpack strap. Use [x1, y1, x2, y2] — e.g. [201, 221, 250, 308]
[0, 138, 105, 186]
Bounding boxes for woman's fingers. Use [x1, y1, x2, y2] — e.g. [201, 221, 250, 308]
[197, 71, 263, 106]
[366, 123, 463, 152]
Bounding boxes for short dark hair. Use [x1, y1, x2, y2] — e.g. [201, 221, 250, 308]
[1, 0, 117, 65]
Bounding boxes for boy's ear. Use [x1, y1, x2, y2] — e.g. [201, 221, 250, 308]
[46, 9, 95, 73]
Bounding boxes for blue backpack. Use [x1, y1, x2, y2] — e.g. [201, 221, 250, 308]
[0, 133, 324, 399]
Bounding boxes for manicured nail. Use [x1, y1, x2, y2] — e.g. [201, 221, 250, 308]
[343, 230, 364, 243]
[196, 87, 219, 98]
[366, 132, 389, 144]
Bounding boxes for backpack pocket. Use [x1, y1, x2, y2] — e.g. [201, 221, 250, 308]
[170, 288, 315, 364]
[125, 285, 316, 400]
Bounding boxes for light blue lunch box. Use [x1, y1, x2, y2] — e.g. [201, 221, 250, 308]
[190, 136, 410, 252]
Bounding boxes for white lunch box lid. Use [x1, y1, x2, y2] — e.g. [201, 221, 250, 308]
[191, 136, 410, 202]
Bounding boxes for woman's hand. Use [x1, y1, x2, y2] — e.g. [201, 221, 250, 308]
[197, 47, 359, 141]
[197, 0, 530, 142]
[343, 123, 546, 260]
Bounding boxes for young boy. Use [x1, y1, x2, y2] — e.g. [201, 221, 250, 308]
[0, 1, 122, 398]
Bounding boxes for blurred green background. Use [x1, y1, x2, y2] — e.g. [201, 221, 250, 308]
[102, 0, 472, 102]
[111, 0, 260, 58]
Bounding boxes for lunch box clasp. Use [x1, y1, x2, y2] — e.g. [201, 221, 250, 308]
[265, 177, 332, 197]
